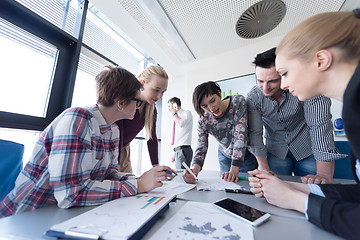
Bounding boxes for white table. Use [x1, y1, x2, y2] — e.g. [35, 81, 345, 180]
[0, 171, 354, 239]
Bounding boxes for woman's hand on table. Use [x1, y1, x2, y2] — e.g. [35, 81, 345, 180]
[248, 169, 308, 213]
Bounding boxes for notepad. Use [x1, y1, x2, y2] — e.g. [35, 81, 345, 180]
[45, 195, 176, 240]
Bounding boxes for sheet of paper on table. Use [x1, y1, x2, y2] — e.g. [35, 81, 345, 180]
[196, 177, 241, 191]
[142, 175, 196, 196]
[149, 201, 254, 240]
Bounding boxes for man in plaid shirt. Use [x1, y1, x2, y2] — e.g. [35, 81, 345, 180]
[0, 66, 175, 218]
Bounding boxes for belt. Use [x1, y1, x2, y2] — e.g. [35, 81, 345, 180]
[173, 145, 191, 152]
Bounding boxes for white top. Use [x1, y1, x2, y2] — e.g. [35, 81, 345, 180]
[174, 108, 193, 147]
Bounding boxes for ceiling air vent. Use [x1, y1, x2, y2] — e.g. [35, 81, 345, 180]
[236, 0, 286, 39]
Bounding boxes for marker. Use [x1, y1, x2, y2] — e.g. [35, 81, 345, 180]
[239, 176, 247, 180]
[163, 169, 176, 180]
[182, 162, 198, 181]
[163, 169, 174, 175]
[46, 230, 101, 240]
[225, 187, 252, 194]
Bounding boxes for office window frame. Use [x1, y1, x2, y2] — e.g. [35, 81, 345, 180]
[0, 0, 86, 131]
[0, 0, 162, 174]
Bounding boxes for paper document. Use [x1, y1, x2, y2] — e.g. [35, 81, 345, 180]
[196, 177, 241, 191]
[149, 201, 254, 240]
[46, 195, 174, 240]
[145, 177, 195, 196]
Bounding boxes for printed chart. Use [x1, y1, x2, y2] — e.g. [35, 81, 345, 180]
[136, 195, 166, 209]
[48, 195, 174, 240]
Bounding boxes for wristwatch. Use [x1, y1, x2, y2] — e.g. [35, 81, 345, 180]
[173, 112, 177, 116]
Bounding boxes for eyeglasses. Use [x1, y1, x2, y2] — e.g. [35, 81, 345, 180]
[131, 98, 143, 107]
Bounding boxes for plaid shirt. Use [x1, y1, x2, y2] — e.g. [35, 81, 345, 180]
[0, 105, 137, 218]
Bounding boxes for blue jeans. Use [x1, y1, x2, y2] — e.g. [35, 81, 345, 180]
[218, 148, 258, 174]
[267, 151, 316, 176]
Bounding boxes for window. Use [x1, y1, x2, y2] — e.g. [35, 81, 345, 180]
[71, 53, 102, 107]
[72, 3, 146, 107]
[0, 0, 161, 174]
[83, 3, 144, 74]
[15, 0, 80, 38]
[0, 18, 57, 117]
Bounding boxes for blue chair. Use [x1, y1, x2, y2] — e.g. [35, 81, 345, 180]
[334, 141, 352, 179]
[0, 139, 24, 202]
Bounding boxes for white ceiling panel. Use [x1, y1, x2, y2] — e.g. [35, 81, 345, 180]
[91, 0, 360, 76]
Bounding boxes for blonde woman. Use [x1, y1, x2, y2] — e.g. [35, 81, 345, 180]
[248, 9, 360, 239]
[116, 65, 169, 172]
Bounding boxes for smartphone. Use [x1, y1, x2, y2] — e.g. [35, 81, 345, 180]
[213, 198, 271, 227]
[173, 103, 178, 110]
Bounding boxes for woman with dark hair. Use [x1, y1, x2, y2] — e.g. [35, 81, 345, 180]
[183, 81, 257, 183]
[0, 66, 175, 218]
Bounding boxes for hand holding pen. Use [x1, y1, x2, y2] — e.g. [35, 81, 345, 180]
[182, 162, 200, 184]
[137, 165, 177, 193]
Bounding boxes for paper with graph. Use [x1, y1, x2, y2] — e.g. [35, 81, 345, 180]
[144, 175, 196, 196]
[47, 195, 174, 240]
[196, 177, 241, 191]
[149, 201, 254, 240]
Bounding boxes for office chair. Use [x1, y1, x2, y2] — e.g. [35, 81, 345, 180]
[333, 141, 352, 180]
[0, 139, 24, 202]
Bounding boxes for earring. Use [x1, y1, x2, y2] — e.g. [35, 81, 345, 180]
[118, 107, 123, 111]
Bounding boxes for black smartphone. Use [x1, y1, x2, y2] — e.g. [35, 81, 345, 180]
[213, 198, 271, 227]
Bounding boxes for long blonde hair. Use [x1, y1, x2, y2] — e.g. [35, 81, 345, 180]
[138, 65, 169, 140]
[277, 11, 360, 62]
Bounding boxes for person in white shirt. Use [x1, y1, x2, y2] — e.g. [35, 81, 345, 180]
[168, 97, 193, 169]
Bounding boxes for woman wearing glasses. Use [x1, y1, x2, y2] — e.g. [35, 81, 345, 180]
[0, 66, 175, 218]
[116, 65, 169, 173]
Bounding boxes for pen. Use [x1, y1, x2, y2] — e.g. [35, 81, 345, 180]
[182, 162, 198, 181]
[225, 188, 252, 194]
[163, 169, 175, 180]
[163, 169, 174, 175]
[239, 176, 247, 180]
[46, 230, 101, 240]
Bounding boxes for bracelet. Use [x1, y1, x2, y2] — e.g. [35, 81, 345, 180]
[173, 112, 177, 116]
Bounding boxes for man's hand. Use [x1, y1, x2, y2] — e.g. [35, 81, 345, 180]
[137, 165, 177, 193]
[301, 174, 331, 184]
[256, 156, 271, 172]
[303, 161, 334, 184]
[168, 103, 178, 115]
[171, 155, 175, 163]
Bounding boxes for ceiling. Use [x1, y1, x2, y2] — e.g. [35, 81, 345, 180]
[91, 0, 360, 78]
